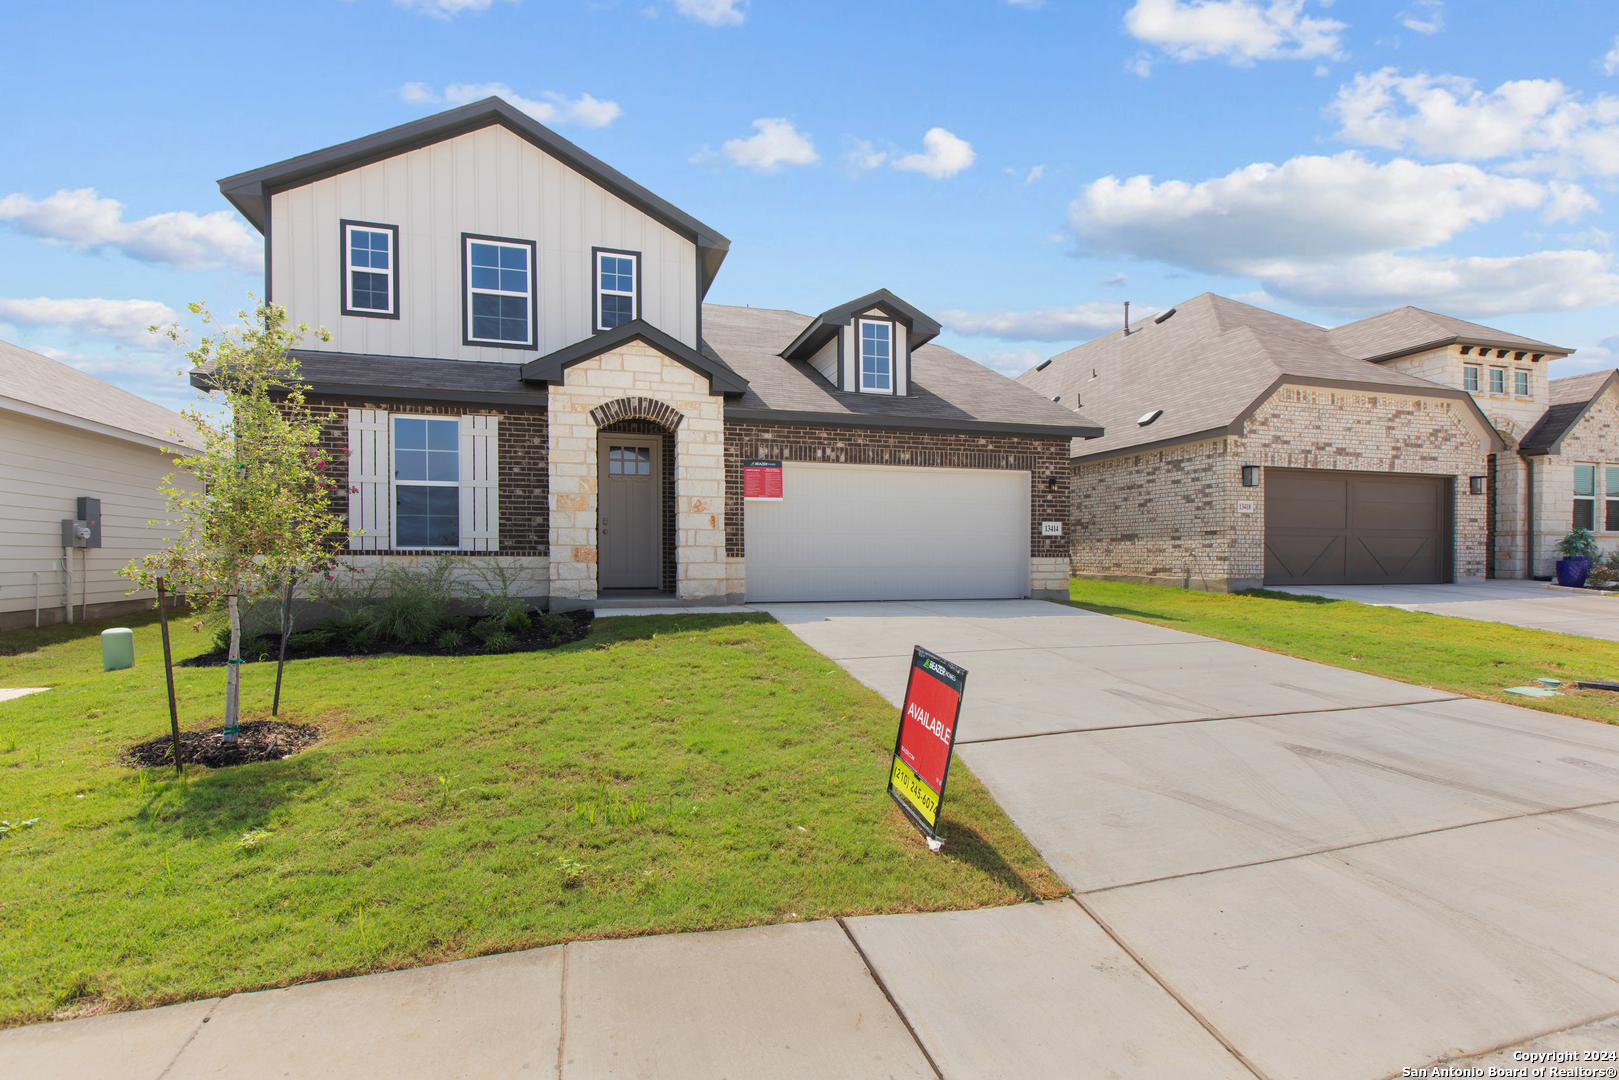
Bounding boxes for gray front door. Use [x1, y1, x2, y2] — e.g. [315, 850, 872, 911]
[599, 437, 660, 589]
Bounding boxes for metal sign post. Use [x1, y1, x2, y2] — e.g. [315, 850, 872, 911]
[886, 646, 968, 850]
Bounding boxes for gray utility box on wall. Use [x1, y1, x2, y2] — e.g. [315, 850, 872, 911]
[61, 496, 102, 548]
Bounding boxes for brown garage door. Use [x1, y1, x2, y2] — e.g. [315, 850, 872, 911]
[1264, 470, 1450, 586]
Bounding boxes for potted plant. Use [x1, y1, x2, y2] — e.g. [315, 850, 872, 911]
[1555, 527, 1599, 587]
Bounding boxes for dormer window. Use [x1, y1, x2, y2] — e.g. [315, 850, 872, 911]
[594, 248, 639, 332]
[859, 320, 893, 393]
[342, 221, 398, 318]
[463, 234, 535, 348]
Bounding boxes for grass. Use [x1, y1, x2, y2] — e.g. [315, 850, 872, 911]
[0, 609, 1063, 1028]
[1065, 580, 1619, 725]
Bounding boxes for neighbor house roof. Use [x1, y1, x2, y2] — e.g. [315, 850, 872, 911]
[217, 97, 731, 296]
[1328, 306, 1569, 363]
[1520, 369, 1619, 455]
[2, 338, 196, 453]
[705, 304, 1098, 438]
[1018, 293, 1500, 460]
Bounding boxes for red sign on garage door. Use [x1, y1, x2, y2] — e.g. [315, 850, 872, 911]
[743, 459, 783, 500]
[887, 646, 968, 844]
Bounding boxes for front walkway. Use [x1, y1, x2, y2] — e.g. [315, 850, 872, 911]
[1268, 577, 1619, 641]
[9, 600, 1619, 1079]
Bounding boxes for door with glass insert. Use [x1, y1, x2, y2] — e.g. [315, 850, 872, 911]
[599, 437, 660, 588]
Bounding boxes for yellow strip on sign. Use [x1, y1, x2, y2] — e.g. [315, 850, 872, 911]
[890, 756, 939, 828]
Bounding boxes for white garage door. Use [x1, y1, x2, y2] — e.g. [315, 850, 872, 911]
[744, 462, 1031, 602]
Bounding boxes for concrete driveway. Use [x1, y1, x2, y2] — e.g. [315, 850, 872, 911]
[763, 599, 1619, 1080]
[1267, 578, 1619, 641]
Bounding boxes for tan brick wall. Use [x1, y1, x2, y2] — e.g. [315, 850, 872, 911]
[1533, 385, 1619, 576]
[546, 342, 730, 606]
[1071, 384, 1490, 589]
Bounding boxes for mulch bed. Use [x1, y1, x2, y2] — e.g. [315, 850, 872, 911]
[182, 608, 594, 667]
[123, 720, 322, 769]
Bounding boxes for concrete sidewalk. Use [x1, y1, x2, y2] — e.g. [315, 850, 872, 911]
[1268, 577, 1619, 641]
[10, 599, 1619, 1079]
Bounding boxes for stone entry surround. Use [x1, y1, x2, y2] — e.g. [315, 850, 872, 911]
[546, 341, 737, 609]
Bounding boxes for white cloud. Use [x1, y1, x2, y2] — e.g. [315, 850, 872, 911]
[1125, 54, 1154, 78]
[1068, 152, 1613, 316]
[1123, 0, 1346, 66]
[719, 119, 818, 171]
[672, 0, 745, 26]
[0, 189, 260, 272]
[1013, 164, 1048, 184]
[391, 0, 511, 18]
[942, 302, 1138, 342]
[1398, 0, 1443, 35]
[1329, 69, 1619, 177]
[1071, 153, 1579, 270]
[0, 297, 179, 348]
[893, 128, 976, 180]
[845, 138, 888, 171]
[1605, 37, 1619, 76]
[399, 82, 621, 128]
[978, 348, 1046, 378]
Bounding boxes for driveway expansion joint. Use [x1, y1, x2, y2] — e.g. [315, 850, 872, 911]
[835, 918, 944, 1080]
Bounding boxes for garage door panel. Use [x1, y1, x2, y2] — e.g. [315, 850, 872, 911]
[1265, 470, 1448, 586]
[745, 464, 1029, 603]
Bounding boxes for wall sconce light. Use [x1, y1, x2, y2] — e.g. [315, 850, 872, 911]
[1470, 475, 1486, 495]
[1241, 465, 1261, 487]
[1045, 475, 1059, 492]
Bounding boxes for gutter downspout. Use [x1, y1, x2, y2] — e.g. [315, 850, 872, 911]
[1521, 450, 1536, 579]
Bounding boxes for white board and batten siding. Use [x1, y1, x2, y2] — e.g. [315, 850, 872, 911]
[347, 409, 499, 552]
[744, 462, 1031, 602]
[0, 411, 196, 620]
[272, 124, 700, 363]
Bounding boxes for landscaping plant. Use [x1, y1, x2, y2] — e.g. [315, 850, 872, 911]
[122, 300, 349, 744]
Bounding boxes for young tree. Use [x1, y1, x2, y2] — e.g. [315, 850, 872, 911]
[125, 300, 348, 744]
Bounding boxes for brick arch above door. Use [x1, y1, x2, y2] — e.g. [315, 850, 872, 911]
[589, 396, 685, 431]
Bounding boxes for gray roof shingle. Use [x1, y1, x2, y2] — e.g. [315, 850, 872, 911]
[2, 337, 197, 450]
[703, 303, 1098, 437]
[1328, 306, 1569, 362]
[1018, 293, 1492, 459]
[1521, 369, 1619, 453]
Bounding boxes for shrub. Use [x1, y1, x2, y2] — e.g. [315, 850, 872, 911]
[362, 585, 447, 645]
[481, 630, 515, 653]
[286, 628, 334, 652]
[328, 617, 374, 651]
[503, 607, 532, 634]
[535, 612, 575, 640]
[435, 628, 465, 651]
[1557, 528, 1599, 561]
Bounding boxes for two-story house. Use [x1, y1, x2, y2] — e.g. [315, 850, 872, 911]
[1018, 291, 1615, 589]
[208, 97, 1095, 609]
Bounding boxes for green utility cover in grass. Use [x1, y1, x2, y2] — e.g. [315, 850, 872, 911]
[100, 628, 134, 671]
[1503, 685, 1561, 698]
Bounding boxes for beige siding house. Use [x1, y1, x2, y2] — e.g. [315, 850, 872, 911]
[0, 339, 198, 630]
[1017, 293, 1607, 590]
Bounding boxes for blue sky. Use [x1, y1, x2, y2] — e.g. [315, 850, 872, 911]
[3, 0, 1618, 411]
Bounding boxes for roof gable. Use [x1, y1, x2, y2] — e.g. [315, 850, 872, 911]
[520, 319, 748, 396]
[218, 97, 731, 295]
[779, 289, 943, 360]
[1328, 306, 1569, 362]
[1521, 369, 1619, 454]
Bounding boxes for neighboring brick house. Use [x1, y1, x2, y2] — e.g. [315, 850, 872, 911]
[1519, 370, 1619, 576]
[1018, 292, 1547, 590]
[206, 98, 1093, 608]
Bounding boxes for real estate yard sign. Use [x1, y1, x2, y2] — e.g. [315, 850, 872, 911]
[887, 646, 968, 843]
[743, 459, 783, 500]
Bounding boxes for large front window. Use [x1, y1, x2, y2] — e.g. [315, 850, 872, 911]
[464, 236, 533, 346]
[1575, 463, 1597, 532]
[594, 249, 638, 331]
[860, 320, 892, 393]
[343, 221, 397, 317]
[394, 417, 460, 548]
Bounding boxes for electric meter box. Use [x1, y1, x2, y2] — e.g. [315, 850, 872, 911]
[76, 497, 101, 547]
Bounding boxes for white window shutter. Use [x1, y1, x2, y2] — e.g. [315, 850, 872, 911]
[348, 409, 389, 550]
[459, 415, 499, 551]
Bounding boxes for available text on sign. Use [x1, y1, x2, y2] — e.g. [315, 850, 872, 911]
[887, 646, 968, 844]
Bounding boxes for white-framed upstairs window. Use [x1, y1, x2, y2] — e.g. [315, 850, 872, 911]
[342, 221, 398, 318]
[593, 248, 639, 332]
[1575, 463, 1597, 532]
[463, 234, 535, 348]
[1489, 367, 1507, 394]
[1515, 369, 1531, 397]
[1463, 365, 1480, 393]
[859, 319, 893, 394]
[347, 410, 500, 553]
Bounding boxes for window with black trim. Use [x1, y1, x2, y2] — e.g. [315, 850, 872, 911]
[859, 320, 893, 393]
[1575, 463, 1597, 531]
[464, 235, 535, 346]
[342, 221, 398, 318]
[593, 249, 638, 331]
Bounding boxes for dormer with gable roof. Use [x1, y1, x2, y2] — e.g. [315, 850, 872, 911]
[778, 289, 942, 397]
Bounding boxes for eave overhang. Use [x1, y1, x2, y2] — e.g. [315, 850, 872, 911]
[521, 320, 749, 397]
[725, 406, 1101, 440]
[780, 289, 943, 360]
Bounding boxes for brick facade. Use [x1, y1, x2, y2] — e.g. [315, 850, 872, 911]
[1530, 384, 1619, 576]
[1071, 384, 1490, 590]
[723, 421, 1072, 596]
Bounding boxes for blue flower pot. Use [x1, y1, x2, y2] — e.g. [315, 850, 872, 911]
[1556, 557, 1591, 587]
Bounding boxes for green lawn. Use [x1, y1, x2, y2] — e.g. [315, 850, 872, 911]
[0, 610, 1062, 1028]
[1066, 580, 1619, 725]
